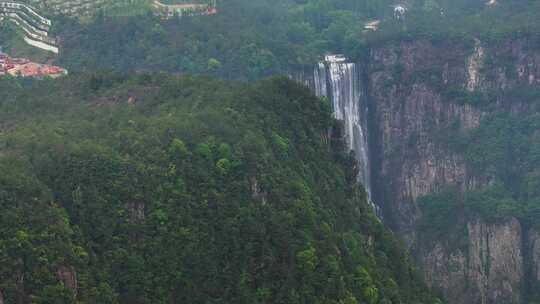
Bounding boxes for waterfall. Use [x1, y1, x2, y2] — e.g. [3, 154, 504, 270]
[314, 55, 372, 200]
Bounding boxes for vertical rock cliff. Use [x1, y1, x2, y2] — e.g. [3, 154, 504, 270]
[420, 218, 523, 304]
[367, 40, 486, 244]
[366, 38, 540, 304]
[297, 37, 540, 304]
[365, 38, 540, 304]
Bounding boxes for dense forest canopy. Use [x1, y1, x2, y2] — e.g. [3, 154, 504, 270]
[3, 0, 540, 303]
[0, 74, 440, 303]
[3, 0, 539, 79]
[419, 96, 540, 236]
[40, 0, 540, 79]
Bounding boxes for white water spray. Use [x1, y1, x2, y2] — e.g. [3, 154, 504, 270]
[314, 55, 372, 200]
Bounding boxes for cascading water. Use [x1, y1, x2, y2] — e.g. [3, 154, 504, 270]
[313, 55, 373, 202]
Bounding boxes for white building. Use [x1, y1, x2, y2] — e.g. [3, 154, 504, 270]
[393, 4, 407, 20]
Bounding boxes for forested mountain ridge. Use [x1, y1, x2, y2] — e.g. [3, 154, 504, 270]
[4, 0, 540, 80]
[0, 74, 439, 303]
[48, 0, 540, 80]
[3, 0, 540, 303]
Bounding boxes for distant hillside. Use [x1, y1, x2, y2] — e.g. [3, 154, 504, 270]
[15, 0, 214, 17]
[48, 0, 540, 80]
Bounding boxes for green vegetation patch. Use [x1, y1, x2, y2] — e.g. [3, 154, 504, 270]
[0, 73, 439, 303]
[418, 111, 540, 243]
[0, 21, 55, 62]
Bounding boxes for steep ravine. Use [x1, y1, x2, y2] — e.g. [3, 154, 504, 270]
[297, 38, 540, 304]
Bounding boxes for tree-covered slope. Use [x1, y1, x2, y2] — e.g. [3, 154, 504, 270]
[55, 0, 374, 79]
[47, 0, 540, 80]
[0, 74, 438, 303]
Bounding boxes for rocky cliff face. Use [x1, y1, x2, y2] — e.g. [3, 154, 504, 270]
[365, 38, 540, 304]
[420, 218, 523, 304]
[529, 229, 540, 284]
[367, 39, 485, 244]
[296, 37, 540, 304]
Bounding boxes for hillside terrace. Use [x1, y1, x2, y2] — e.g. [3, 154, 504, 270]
[0, 0, 219, 53]
[0, 1, 58, 53]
